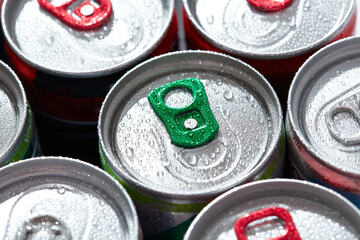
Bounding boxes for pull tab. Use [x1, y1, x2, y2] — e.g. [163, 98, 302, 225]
[247, 0, 293, 12]
[234, 207, 302, 240]
[38, 0, 112, 30]
[148, 78, 219, 148]
[325, 94, 360, 146]
[17, 215, 72, 240]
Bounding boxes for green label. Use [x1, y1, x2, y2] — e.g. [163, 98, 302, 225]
[6, 106, 34, 165]
[148, 78, 219, 148]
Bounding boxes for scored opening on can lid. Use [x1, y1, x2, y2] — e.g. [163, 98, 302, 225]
[1, 0, 174, 77]
[0, 60, 28, 164]
[184, 179, 360, 240]
[0, 157, 141, 239]
[287, 36, 360, 180]
[98, 50, 283, 201]
[183, 0, 355, 59]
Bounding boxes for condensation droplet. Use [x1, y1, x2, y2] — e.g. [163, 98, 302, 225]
[125, 147, 134, 158]
[187, 155, 198, 165]
[57, 187, 65, 194]
[224, 90, 234, 101]
[206, 15, 214, 24]
[156, 171, 164, 178]
[45, 36, 54, 46]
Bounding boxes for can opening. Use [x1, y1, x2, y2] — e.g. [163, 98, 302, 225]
[164, 87, 194, 109]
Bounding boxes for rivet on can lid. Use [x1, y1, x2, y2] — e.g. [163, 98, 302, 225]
[37, 0, 112, 30]
[148, 78, 219, 148]
[234, 207, 302, 240]
[247, 0, 293, 12]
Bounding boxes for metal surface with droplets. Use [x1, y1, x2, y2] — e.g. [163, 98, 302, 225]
[0, 157, 141, 239]
[0, 61, 27, 163]
[1, 0, 174, 76]
[184, 179, 360, 240]
[288, 36, 360, 178]
[99, 50, 283, 199]
[184, 0, 355, 59]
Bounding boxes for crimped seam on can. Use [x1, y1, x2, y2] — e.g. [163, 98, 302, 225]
[260, 126, 286, 180]
[99, 145, 208, 213]
[7, 105, 34, 165]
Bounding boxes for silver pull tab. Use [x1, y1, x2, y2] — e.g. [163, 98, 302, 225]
[325, 94, 360, 146]
[17, 215, 72, 240]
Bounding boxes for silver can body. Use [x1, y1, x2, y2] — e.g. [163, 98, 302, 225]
[286, 36, 360, 208]
[98, 50, 285, 238]
[0, 157, 141, 239]
[184, 179, 360, 240]
[0, 60, 41, 166]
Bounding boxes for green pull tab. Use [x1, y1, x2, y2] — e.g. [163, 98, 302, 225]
[148, 78, 219, 148]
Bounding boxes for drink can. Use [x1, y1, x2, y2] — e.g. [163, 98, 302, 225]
[98, 50, 285, 239]
[0, 156, 142, 239]
[184, 179, 360, 239]
[0, 60, 41, 167]
[1, 0, 178, 162]
[182, 0, 356, 107]
[286, 36, 360, 208]
[0, 0, 7, 63]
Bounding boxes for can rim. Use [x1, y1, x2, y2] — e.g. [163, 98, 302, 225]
[0, 61, 28, 164]
[183, 179, 360, 239]
[287, 36, 360, 179]
[183, 0, 356, 60]
[1, 0, 175, 78]
[98, 50, 283, 202]
[0, 156, 141, 238]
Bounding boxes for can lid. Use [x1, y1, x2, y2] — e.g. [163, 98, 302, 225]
[99, 50, 283, 200]
[184, 0, 355, 59]
[1, 0, 174, 77]
[0, 61, 28, 164]
[288, 36, 360, 179]
[0, 157, 140, 239]
[184, 179, 360, 240]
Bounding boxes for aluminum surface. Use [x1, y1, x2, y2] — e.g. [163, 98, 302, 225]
[0, 157, 140, 239]
[1, 0, 174, 76]
[184, 179, 360, 240]
[183, 0, 355, 59]
[99, 50, 283, 200]
[288, 36, 360, 178]
[0, 60, 27, 163]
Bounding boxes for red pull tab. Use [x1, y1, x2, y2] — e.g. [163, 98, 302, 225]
[38, 0, 112, 30]
[247, 0, 293, 12]
[234, 207, 302, 240]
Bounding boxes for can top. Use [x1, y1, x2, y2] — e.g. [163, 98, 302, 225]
[1, 0, 174, 77]
[0, 157, 140, 239]
[99, 50, 283, 201]
[184, 179, 360, 240]
[288, 36, 360, 180]
[0, 61, 28, 163]
[184, 0, 355, 59]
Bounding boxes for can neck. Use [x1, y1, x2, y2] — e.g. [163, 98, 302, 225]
[247, 0, 293, 12]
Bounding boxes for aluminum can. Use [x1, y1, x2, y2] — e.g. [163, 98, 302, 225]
[1, 0, 178, 162]
[0, 156, 142, 239]
[184, 179, 360, 240]
[182, 0, 357, 107]
[98, 50, 285, 239]
[0, 60, 41, 167]
[0, 0, 7, 63]
[286, 36, 360, 208]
